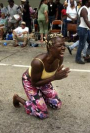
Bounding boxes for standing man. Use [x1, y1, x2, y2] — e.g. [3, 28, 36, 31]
[76, 0, 90, 64]
[55, 0, 64, 20]
[48, 0, 57, 29]
[7, 0, 21, 30]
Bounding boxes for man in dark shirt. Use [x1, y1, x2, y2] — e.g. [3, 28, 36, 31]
[48, 0, 57, 29]
[21, 0, 31, 33]
[55, 0, 64, 20]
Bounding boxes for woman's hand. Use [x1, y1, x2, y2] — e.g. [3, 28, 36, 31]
[54, 65, 70, 80]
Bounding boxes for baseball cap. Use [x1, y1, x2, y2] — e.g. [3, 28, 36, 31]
[21, 0, 26, 2]
[21, 21, 26, 25]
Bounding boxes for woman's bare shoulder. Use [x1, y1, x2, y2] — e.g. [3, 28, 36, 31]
[31, 53, 47, 68]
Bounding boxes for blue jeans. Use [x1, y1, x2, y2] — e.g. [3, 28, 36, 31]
[62, 18, 67, 37]
[48, 15, 55, 29]
[69, 40, 89, 57]
[76, 27, 88, 61]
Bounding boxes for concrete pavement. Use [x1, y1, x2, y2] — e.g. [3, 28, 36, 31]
[0, 43, 90, 133]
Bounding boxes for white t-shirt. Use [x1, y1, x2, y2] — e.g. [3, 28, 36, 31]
[14, 27, 29, 37]
[78, 6, 89, 29]
[66, 6, 77, 21]
[88, 7, 90, 21]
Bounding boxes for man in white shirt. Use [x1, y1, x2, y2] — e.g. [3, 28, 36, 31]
[13, 21, 29, 47]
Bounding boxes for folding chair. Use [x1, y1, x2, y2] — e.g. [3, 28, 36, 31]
[50, 20, 63, 33]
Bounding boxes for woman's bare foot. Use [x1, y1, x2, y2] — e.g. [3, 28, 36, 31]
[13, 94, 20, 108]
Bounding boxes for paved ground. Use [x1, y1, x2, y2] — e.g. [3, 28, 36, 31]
[0, 42, 90, 133]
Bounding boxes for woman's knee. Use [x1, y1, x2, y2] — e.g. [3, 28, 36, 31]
[49, 98, 62, 109]
[36, 110, 48, 119]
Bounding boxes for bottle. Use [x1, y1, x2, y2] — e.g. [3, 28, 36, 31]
[3, 42, 7, 46]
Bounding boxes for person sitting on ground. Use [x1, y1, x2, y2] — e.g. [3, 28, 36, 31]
[13, 21, 29, 47]
[13, 33, 70, 119]
[0, 12, 7, 40]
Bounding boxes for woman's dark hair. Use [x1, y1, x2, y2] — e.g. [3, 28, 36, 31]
[0, 3, 3, 7]
[38, 0, 45, 9]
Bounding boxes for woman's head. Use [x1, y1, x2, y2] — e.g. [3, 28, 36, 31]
[63, 1, 68, 7]
[39, 0, 48, 9]
[1, 13, 5, 18]
[0, 3, 3, 8]
[44, 33, 66, 59]
[82, 0, 90, 6]
[21, 21, 26, 28]
[70, 0, 74, 7]
[8, 0, 14, 7]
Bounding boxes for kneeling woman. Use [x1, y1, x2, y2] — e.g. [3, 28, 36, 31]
[13, 33, 70, 119]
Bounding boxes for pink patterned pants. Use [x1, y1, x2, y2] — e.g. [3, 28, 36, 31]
[22, 71, 62, 119]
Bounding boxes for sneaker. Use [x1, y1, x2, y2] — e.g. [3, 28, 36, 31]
[67, 46, 72, 55]
[76, 60, 85, 64]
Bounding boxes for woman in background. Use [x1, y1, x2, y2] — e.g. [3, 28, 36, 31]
[0, 12, 7, 40]
[38, 0, 48, 42]
[66, 0, 77, 42]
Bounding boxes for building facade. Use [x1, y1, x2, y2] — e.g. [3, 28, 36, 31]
[0, 0, 65, 8]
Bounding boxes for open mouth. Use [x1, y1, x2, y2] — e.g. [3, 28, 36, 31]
[60, 51, 65, 57]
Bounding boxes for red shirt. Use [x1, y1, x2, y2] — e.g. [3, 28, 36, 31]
[61, 9, 67, 16]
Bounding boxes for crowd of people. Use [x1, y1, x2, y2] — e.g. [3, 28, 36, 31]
[0, 0, 90, 63]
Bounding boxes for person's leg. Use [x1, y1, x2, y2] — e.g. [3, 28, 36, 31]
[38, 20, 44, 41]
[24, 19, 31, 33]
[22, 71, 48, 119]
[69, 40, 79, 50]
[13, 94, 26, 107]
[14, 22, 19, 29]
[40, 82, 62, 109]
[82, 41, 89, 57]
[67, 40, 79, 55]
[48, 16, 51, 30]
[76, 27, 88, 63]
[21, 34, 28, 47]
[43, 20, 48, 39]
[48, 16, 55, 30]
[0, 28, 4, 40]
[67, 21, 72, 42]
[13, 34, 19, 47]
[62, 18, 67, 37]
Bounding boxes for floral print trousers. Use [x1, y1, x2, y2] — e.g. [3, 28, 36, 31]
[22, 71, 62, 119]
